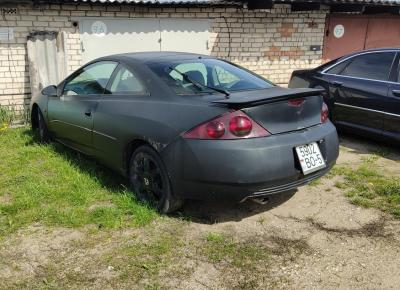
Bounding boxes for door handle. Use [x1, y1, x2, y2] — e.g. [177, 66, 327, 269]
[331, 81, 343, 87]
[84, 109, 92, 117]
[392, 89, 400, 97]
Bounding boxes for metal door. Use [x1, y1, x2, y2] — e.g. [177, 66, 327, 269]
[323, 16, 368, 61]
[365, 18, 400, 49]
[80, 19, 160, 64]
[80, 18, 211, 64]
[323, 15, 400, 61]
[160, 19, 210, 54]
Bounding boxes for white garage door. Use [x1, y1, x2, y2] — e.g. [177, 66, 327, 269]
[80, 18, 210, 63]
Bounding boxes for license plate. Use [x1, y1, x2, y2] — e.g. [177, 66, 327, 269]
[295, 142, 326, 175]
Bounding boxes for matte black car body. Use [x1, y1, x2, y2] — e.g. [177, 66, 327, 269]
[289, 48, 400, 143]
[30, 52, 339, 211]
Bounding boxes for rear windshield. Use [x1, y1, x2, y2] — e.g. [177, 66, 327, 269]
[148, 58, 274, 95]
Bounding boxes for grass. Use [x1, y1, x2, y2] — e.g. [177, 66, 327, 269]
[105, 225, 186, 288]
[0, 127, 158, 237]
[331, 159, 400, 218]
[203, 232, 270, 268]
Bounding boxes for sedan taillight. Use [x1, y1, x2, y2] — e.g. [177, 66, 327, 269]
[183, 110, 270, 140]
[321, 102, 329, 123]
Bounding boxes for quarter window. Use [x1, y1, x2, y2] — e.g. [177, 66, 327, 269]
[325, 60, 350, 75]
[109, 65, 146, 95]
[340, 52, 395, 81]
[63, 61, 117, 95]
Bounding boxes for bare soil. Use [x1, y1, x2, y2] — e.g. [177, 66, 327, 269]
[1, 134, 399, 289]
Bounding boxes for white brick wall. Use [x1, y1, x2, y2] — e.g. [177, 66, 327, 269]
[0, 3, 327, 115]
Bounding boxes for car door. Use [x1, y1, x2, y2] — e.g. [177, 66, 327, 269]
[385, 54, 400, 141]
[48, 61, 118, 154]
[92, 63, 150, 171]
[325, 51, 396, 134]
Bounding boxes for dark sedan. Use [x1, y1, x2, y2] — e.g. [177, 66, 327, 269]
[30, 52, 339, 212]
[289, 48, 400, 143]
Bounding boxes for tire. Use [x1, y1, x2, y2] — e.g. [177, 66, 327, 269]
[36, 109, 51, 143]
[129, 145, 184, 213]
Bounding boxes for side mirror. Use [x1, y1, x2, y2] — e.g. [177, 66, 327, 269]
[41, 85, 58, 97]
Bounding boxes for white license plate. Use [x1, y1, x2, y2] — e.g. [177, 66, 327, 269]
[295, 142, 326, 175]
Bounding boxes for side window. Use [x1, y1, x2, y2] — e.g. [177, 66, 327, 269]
[212, 66, 239, 86]
[109, 65, 146, 95]
[340, 52, 395, 81]
[325, 60, 350, 75]
[170, 62, 208, 85]
[63, 61, 117, 95]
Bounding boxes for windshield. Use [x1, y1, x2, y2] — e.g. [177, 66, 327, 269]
[148, 58, 274, 95]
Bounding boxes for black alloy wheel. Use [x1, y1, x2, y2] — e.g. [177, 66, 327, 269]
[129, 145, 183, 213]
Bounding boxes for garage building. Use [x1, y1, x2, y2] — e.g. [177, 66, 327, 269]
[0, 0, 400, 118]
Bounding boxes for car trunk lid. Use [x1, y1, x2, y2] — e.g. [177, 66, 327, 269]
[212, 87, 324, 134]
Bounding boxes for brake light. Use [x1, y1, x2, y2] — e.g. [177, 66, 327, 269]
[183, 110, 270, 139]
[321, 102, 329, 123]
[229, 116, 252, 136]
[288, 98, 304, 107]
[206, 121, 225, 138]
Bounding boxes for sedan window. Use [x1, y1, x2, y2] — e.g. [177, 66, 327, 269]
[340, 52, 395, 81]
[325, 60, 350, 75]
[63, 61, 118, 95]
[109, 65, 146, 95]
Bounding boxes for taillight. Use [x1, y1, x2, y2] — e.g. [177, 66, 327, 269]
[206, 121, 225, 138]
[321, 102, 329, 123]
[183, 110, 270, 140]
[229, 116, 252, 136]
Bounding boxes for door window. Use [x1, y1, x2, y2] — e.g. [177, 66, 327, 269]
[109, 65, 146, 95]
[340, 52, 395, 81]
[63, 61, 118, 95]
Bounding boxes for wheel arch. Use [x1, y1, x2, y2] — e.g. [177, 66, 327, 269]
[123, 138, 154, 176]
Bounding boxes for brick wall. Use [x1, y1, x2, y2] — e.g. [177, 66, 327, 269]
[0, 3, 327, 115]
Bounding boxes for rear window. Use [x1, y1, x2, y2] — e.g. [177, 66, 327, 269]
[148, 58, 274, 95]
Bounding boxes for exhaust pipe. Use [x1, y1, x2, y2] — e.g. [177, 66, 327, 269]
[248, 196, 269, 205]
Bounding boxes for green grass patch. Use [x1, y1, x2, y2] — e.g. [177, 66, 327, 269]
[203, 232, 270, 268]
[333, 161, 400, 218]
[0, 128, 157, 237]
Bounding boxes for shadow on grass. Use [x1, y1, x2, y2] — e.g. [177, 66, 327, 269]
[23, 130, 128, 193]
[24, 129, 296, 224]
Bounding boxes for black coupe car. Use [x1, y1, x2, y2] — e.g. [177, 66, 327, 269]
[289, 48, 400, 143]
[31, 52, 339, 212]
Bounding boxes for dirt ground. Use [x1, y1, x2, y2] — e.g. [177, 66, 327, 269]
[1, 134, 400, 290]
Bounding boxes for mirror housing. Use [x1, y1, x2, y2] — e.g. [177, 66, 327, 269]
[41, 85, 58, 97]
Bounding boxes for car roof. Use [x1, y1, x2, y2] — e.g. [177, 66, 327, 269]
[338, 47, 400, 60]
[111, 51, 214, 63]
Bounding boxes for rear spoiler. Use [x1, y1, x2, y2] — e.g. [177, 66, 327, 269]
[212, 87, 325, 106]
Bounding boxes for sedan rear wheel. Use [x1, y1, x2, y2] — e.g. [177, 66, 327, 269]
[129, 145, 183, 213]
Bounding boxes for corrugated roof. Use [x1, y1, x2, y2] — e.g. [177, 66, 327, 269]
[278, 0, 400, 5]
[34, 0, 400, 6]
[59, 0, 243, 4]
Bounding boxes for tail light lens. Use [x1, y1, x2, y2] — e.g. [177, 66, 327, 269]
[183, 110, 270, 140]
[229, 116, 252, 136]
[321, 102, 329, 123]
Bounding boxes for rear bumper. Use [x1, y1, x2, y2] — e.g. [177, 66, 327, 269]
[161, 122, 339, 202]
